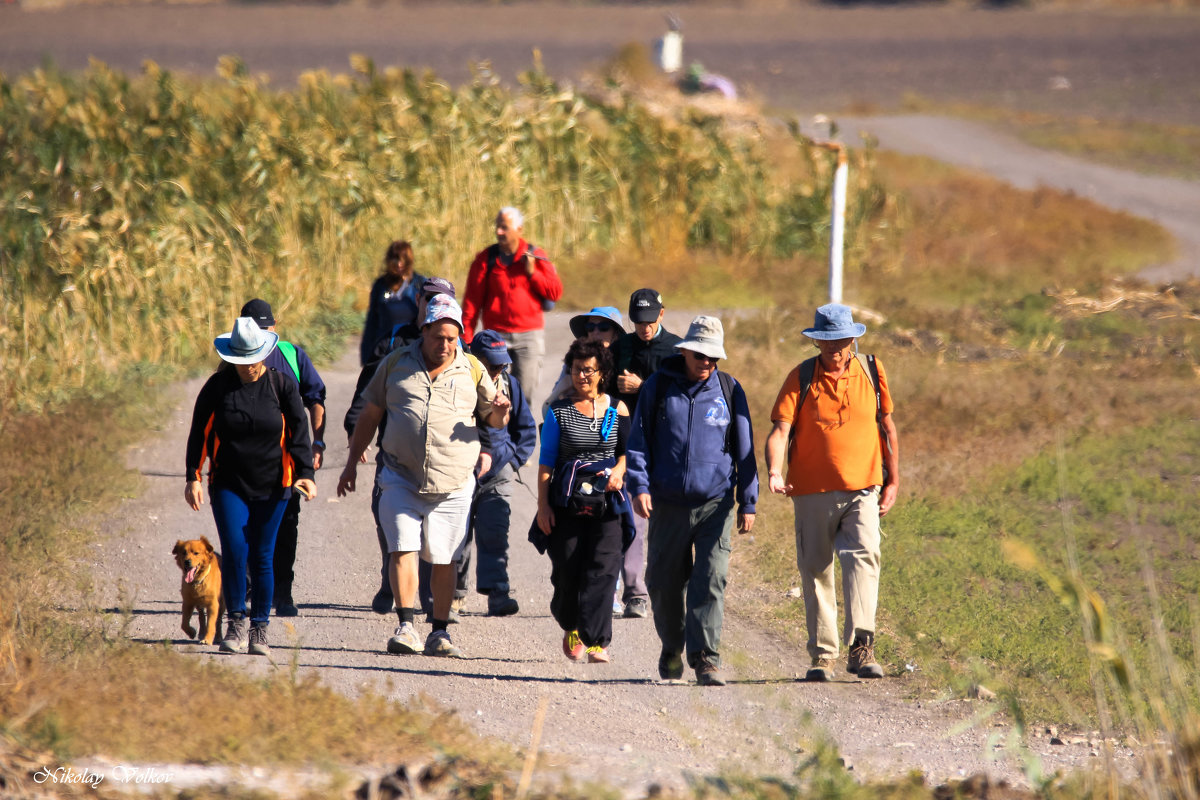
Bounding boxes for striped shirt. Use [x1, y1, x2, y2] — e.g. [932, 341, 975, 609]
[539, 396, 618, 469]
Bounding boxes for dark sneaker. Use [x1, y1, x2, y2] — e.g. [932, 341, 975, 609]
[806, 655, 837, 682]
[622, 597, 649, 619]
[371, 586, 395, 615]
[219, 615, 248, 654]
[424, 629, 463, 658]
[274, 597, 298, 617]
[487, 592, 520, 617]
[248, 624, 271, 657]
[387, 622, 421, 655]
[695, 659, 727, 687]
[658, 650, 684, 681]
[847, 632, 884, 679]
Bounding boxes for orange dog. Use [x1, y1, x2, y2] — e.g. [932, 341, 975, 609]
[173, 536, 224, 645]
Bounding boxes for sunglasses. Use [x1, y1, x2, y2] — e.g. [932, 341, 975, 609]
[686, 350, 719, 364]
[586, 322, 614, 333]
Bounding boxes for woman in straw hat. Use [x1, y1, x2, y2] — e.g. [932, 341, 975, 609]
[185, 317, 317, 657]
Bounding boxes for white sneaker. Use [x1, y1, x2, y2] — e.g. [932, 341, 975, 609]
[386, 622, 421, 655]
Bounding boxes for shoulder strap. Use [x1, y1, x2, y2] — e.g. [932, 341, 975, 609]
[855, 353, 883, 423]
[717, 370, 736, 452]
[466, 352, 484, 386]
[277, 341, 301, 382]
[792, 357, 818, 425]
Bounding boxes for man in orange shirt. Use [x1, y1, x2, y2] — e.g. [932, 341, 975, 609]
[764, 304, 899, 682]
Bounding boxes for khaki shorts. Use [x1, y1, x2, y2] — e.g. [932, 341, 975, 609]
[376, 465, 473, 564]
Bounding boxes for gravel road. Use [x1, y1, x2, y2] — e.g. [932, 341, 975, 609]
[90, 311, 1125, 796]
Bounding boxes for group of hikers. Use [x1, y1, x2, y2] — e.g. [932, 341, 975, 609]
[184, 206, 900, 685]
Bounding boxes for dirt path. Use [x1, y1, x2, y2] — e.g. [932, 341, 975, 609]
[90, 310, 1122, 797]
[837, 114, 1200, 282]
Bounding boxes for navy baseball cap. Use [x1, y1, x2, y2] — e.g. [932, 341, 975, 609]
[628, 288, 664, 324]
[469, 330, 512, 366]
[421, 277, 456, 299]
[239, 298, 275, 327]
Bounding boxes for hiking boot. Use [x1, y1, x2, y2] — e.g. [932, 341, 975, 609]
[219, 615, 248, 654]
[386, 622, 421, 655]
[586, 645, 610, 663]
[562, 630, 585, 662]
[847, 631, 884, 679]
[248, 624, 271, 657]
[371, 586, 395, 615]
[274, 595, 298, 617]
[622, 597, 649, 619]
[806, 655, 837, 682]
[658, 650, 684, 681]
[695, 658, 727, 687]
[423, 629, 463, 658]
[487, 591, 520, 617]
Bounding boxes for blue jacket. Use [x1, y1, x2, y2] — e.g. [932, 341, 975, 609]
[262, 342, 326, 409]
[477, 371, 537, 482]
[625, 355, 758, 513]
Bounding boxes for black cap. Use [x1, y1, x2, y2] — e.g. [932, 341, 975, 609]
[239, 298, 275, 328]
[628, 288, 664, 324]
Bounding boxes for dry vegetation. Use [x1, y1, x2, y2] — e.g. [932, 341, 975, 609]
[3, 52, 1200, 798]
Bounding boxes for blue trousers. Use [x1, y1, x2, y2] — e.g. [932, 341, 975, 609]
[212, 486, 288, 626]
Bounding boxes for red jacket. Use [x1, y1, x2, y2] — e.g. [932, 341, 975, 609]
[461, 239, 563, 342]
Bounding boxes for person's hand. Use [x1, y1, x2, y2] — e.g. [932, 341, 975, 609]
[294, 478, 317, 501]
[737, 512, 756, 534]
[185, 480, 203, 511]
[633, 493, 652, 519]
[880, 482, 899, 516]
[605, 468, 624, 492]
[523, 252, 536, 277]
[312, 449, 324, 471]
[338, 464, 357, 497]
[491, 391, 511, 415]
[537, 504, 555, 535]
[475, 451, 493, 478]
[617, 370, 642, 395]
[768, 471, 791, 495]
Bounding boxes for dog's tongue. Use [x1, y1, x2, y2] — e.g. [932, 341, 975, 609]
[185, 567, 197, 584]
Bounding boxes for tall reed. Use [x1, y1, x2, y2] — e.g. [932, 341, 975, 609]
[0, 57, 874, 410]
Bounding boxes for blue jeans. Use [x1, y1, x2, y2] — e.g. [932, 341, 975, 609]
[212, 486, 288, 626]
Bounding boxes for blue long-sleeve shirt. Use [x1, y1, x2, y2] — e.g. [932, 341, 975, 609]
[625, 355, 757, 513]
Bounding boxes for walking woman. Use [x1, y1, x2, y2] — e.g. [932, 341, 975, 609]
[360, 240, 425, 366]
[185, 317, 317, 656]
[536, 339, 631, 663]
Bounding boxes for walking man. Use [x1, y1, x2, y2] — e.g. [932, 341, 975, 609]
[611, 288, 682, 619]
[239, 298, 326, 617]
[626, 316, 758, 686]
[461, 206, 563, 409]
[338, 295, 510, 658]
[468, 330, 538, 616]
[764, 304, 899, 681]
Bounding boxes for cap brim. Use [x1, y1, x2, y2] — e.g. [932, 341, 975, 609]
[801, 323, 866, 340]
[629, 309, 661, 324]
[676, 341, 727, 360]
[214, 331, 280, 364]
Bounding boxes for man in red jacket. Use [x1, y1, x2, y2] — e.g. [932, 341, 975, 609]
[461, 207, 563, 411]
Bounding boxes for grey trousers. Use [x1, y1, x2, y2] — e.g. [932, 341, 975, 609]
[621, 513, 649, 602]
[498, 329, 545, 414]
[645, 493, 736, 668]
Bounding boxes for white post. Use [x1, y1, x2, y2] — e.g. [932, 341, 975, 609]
[827, 144, 848, 304]
[660, 30, 683, 74]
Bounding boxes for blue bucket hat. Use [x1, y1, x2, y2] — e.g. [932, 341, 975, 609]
[802, 303, 866, 340]
[469, 329, 512, 367]
[569, 306, 624, 339]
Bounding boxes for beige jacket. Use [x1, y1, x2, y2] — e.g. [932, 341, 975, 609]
[364, 341, 496, 494]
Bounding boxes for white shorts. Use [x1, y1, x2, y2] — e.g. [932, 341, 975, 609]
[376, 465, 473, 564]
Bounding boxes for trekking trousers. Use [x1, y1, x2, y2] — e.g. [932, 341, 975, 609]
[792, 487, 881, 660]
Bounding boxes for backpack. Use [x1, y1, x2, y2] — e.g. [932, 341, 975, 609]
[647, 369, 737, 454]
[277, 341, 301, 383]
[789, 353, 891, 481]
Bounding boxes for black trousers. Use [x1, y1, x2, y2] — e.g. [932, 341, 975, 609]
[272, 492, 302, 601]
[547, 510, 623, 649]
